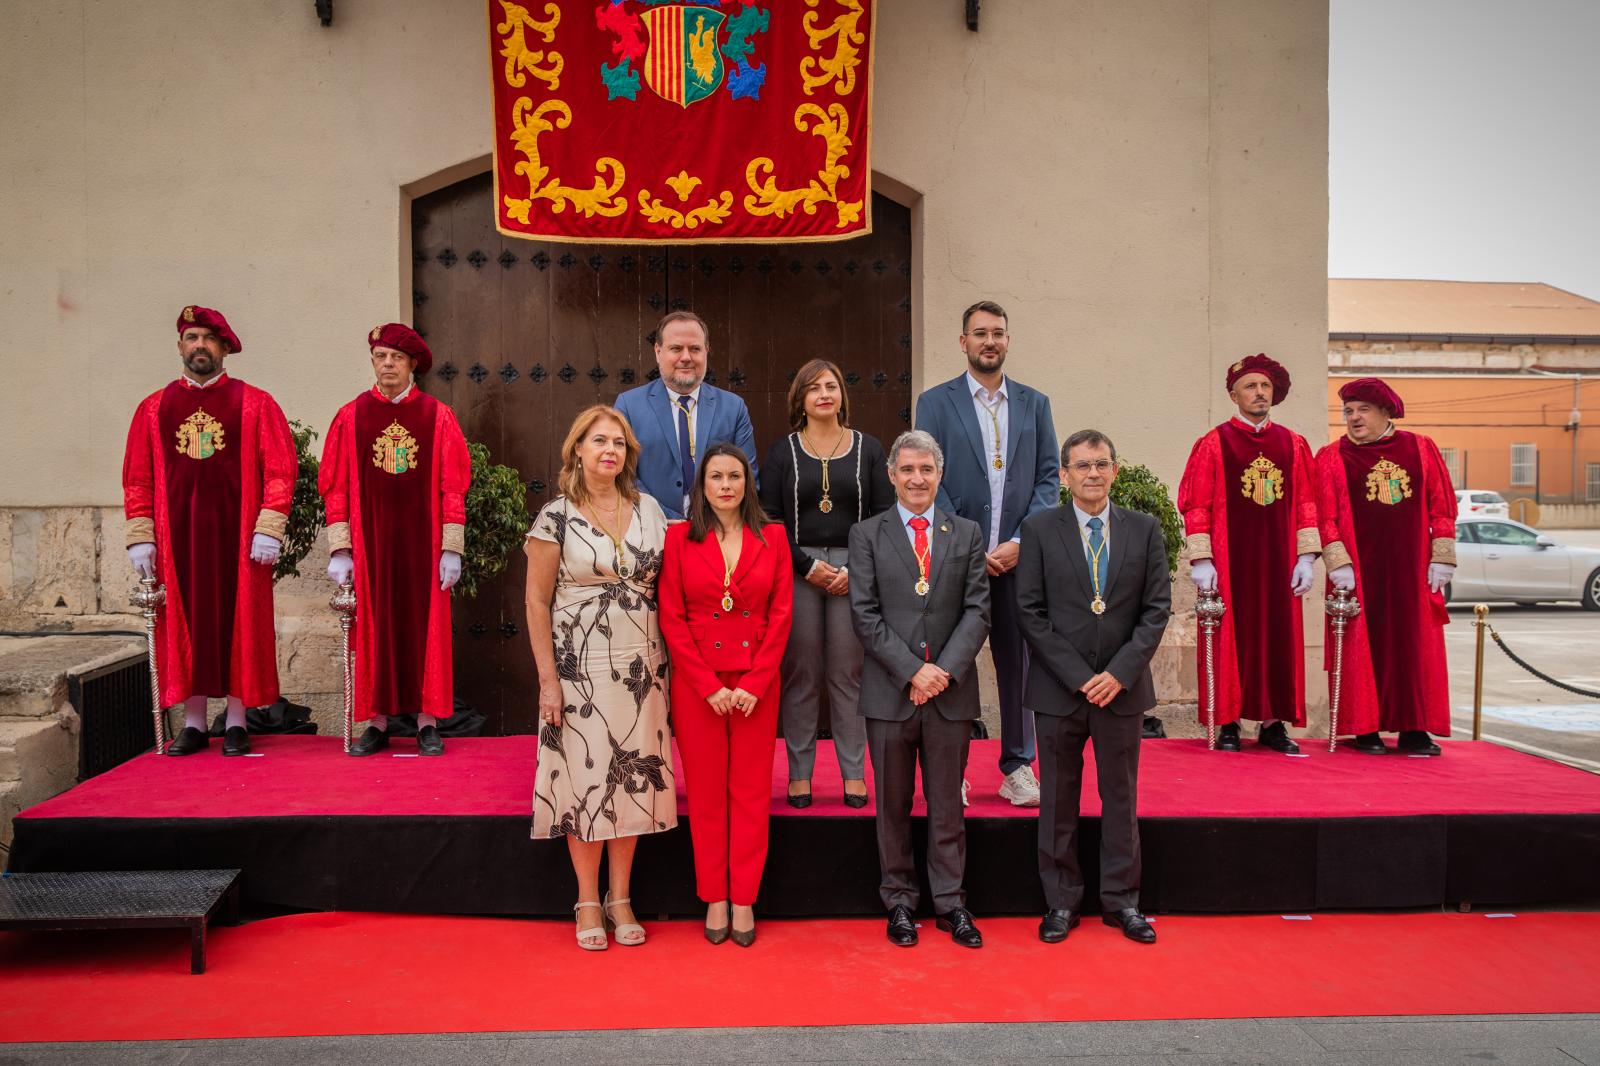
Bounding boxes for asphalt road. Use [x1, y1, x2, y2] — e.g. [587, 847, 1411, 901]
[1446, 528, 1600, 772]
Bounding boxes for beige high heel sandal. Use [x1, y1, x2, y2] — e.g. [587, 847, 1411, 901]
[603, 893, 646, 946]
[573, 901, 608, 951]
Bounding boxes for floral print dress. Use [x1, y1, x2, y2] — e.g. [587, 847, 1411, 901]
[530, 494, 677, 840]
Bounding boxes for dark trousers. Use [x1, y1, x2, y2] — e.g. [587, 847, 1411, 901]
[866, 712, 971, 913]
[990, 571, 1035, 775]
[1035, 708, 1143, 912]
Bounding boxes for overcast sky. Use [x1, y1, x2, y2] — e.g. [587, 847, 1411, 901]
[1329, 0, 1600, 301]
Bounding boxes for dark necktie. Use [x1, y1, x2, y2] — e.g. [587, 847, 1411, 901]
[675, 394, 695, 495]
[1087, 515, 1107, 594]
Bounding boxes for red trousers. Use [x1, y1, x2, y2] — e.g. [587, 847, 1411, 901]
[672, 670, 780, 906]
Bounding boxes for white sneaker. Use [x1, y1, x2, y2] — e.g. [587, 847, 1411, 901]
[998, 766, 1041, 807]
[961, 778, 971, 807]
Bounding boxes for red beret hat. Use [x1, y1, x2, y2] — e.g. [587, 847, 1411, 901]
[1225, 353, 1291, 404]
[1339, 377, 1405, 419]
[368, 322, 432, 376]
[176, 305, 241, 353]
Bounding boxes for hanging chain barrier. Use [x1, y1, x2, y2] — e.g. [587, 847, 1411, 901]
[1478, 609, 1600, 701]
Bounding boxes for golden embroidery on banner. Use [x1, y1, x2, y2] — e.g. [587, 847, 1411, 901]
[1239, 454, 1284, 507]
[1365, 458, 1413, 506]
[373, 421, 420, 476]
[175, 408, 225, 460]
[800, 0, 865, 96]
[497, 1, 626, 224]
[639, 168, 733, 230]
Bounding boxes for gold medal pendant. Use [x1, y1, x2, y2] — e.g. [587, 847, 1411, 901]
[915, 578, 930, 597]
[721, 593, 735, 612]
[819, 496, 834, 514]
[1091, 596, 1106, 615]
[993, 456, 1004, 471]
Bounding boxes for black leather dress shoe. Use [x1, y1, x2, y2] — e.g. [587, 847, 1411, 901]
[886, 904, 918, 947]
[417, 725, 445, 756]
[1353, 732, 1389, 755]
[1258, 721, 1300, 755]
[936, 907, 983, 948]
[1217, 722, 1242, 752]
[221, 726, 251, 756]
[349, 726, 389, 756]
[1397, 731, 1442, 756]
[1102, 907, 1157, 943]
[1039, 909, 1080, 943]
[787, 791, 813, 809]
[165, 726, 209, 756]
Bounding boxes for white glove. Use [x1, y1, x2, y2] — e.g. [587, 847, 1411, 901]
[249, 534, 282, 566]
[1427, 562, 1455, 595]
[1290, 553, 1316, 597]
[1328, 564, 1356, 592]
[1189, 559, 1218, 592]
[128, 543, 157, 580]
[327, 549, 354, 587]
[439, 550, 462, 591]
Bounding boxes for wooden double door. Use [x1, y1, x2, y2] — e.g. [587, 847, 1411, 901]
[412, 171, 913, 734]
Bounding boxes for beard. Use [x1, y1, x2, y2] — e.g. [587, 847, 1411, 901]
[183, 350, 218, 375]
[666, 367, 703, 390]
[966, 348, 1004, 374]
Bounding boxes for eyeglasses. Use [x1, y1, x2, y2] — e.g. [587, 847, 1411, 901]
[965, 329, 1008, 342]
[1067, 459, 1116, 474]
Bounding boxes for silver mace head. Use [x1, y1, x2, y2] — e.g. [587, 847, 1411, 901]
[130, 576, 166, 612]
[1325, 587, 1362, 622]
[329, 582, 357, 619]
[1195, 586, 1227, 626]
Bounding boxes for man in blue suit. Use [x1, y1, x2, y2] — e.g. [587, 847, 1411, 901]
[615, 310, 759, 519]
[914, 300, 1059, 806]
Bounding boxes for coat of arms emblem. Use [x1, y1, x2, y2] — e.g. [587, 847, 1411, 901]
[1239, 453, 1283, 506]
[372, 420, 419, 475]
[1365, 458, 1412, 505]
[641, 4, 727, 107]
[174, 407, 225, 460]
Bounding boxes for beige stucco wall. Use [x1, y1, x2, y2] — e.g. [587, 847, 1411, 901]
[1, 0, 1329, 507]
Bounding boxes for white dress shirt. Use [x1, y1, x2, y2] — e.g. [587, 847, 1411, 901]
[382, 382, 415, 404]
[895, 501, 937, 551]
[179, 371, 229, 390]
[966, 371, 1010, 550]
[1232, 413, 1271, 434]
[668, 384, 703, 513]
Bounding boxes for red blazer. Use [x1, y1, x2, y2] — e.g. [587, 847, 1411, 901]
[659, 521, 794, 701]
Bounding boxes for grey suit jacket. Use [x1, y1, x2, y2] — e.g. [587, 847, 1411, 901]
[848, 507, 991, 722]
[913, 374, 1059, 544]
[1014, 503, 1172, 717]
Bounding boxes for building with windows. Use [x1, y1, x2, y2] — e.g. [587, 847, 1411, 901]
[1327, 279, 1600, 519]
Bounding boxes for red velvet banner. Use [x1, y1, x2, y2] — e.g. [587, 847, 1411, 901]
[488, 0, 875, 244]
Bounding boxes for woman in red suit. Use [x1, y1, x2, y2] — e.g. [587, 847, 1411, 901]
[659, 442, 794, 947]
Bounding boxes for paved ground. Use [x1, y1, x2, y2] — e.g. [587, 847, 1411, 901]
[4, 1016, 1600, 1064]
[1446, 528, 1600, 772]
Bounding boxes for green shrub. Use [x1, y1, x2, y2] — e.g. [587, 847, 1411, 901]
[458, 440, 531, 600]
[274, 420, 326, 582]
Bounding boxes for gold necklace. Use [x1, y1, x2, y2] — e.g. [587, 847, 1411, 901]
[717, 526, 738, 611]
[590, 499, 631, 579]
[801, 424, 847, 514]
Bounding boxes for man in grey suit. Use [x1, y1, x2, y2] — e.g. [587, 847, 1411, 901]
[914, 301, 1059, 808]
[849, 430, 991, 948]
[1015, 429, 1171, 945]
[614, 310, 758, 519]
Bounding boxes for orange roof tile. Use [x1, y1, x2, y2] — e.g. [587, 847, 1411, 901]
[1329, 279, 1600, 339]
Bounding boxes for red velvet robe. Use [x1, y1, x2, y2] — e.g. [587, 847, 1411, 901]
[1314, 429, 1457, 735]
[319, 386, 470, 720]
[1177, 417, 1320, 727]
[121, 373, 295, 707]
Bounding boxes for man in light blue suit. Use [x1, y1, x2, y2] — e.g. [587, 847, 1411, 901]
[914, 300, 1060, 807]
[615, 310, 759, 519]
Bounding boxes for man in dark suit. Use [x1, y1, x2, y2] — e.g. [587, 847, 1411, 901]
[615, 310, 758, 519]
[1015, 429, 1172, 945]
[914, 301, 1059, 807]
[849, 430, 991, 948]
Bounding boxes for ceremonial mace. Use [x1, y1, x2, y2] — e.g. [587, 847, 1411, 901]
[1195, 587, 1226, 750]
[330, 581, 357, 753]
[130, 576, 169, 751]
[1324, 587, 1362, 753]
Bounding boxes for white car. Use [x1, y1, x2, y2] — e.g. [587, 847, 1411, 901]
[1449, 519, 1600, 610]
[1455, 489, 1509, 518]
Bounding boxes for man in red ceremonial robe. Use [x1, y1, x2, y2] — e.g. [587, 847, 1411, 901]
[122, 305, 296, 757]
[1177, 353, 1320, 754]
[319, 323, 470, 756]
[1314, 377, 1457, 756]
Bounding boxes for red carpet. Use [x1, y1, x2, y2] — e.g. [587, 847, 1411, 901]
[18, 736, 1600, 823]
[0, 911, 1596, 1042]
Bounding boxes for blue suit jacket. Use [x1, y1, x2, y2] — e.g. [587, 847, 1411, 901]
[614, 378, 759, 520]
[914, 373, 1060, 545]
